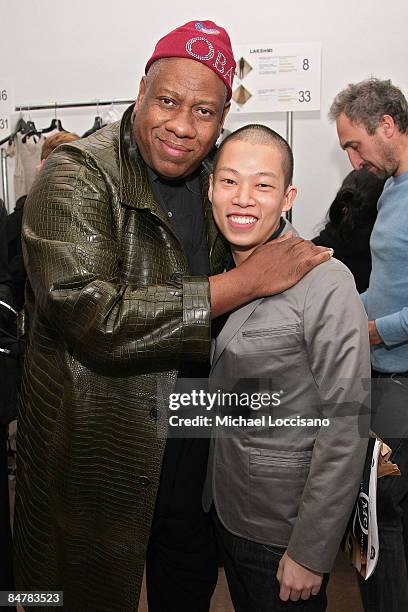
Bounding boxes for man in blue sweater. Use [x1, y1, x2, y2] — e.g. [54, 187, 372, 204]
[330, 78, 408, 612]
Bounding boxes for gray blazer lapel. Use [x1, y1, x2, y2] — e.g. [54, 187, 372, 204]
[212, 298, 262, 369]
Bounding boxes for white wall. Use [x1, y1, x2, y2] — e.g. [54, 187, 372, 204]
[2, 0, 407, 237]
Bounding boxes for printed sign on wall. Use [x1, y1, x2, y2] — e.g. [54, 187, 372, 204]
[231, 43, 321, 113]
[0, 79, 14, 138]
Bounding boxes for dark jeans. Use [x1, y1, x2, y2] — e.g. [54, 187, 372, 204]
[213, 511, 329, 612]
[358, 371, 408, 612]
[146, 438, 218, 612]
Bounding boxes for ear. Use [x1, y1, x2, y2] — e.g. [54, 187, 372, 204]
[380, 114, 396, 139]
[134, 77, 147, 112]
[282, 185, 297, 213]
[219, 101, 230, 132]
[208, 174, 214, 203]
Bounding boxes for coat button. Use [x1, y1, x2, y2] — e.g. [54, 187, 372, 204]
[137, 476, 150, 488]
[149, 407, 159, 420]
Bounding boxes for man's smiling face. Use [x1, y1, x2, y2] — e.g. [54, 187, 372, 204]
[209, 138, 297, 263]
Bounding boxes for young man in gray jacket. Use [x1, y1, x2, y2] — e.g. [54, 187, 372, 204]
[203, 125, 370, 611]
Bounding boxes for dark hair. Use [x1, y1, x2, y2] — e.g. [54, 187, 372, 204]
[327, 169, 385, 240]
[213, 123, 294, 188]
[329, 78, 408, 135]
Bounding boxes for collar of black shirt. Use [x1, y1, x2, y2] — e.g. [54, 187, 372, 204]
[146, 165, 202, 195]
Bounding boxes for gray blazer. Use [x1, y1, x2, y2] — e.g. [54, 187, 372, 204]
[203, 227, 370, 573]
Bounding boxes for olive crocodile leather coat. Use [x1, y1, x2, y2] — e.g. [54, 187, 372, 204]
[14, 105, 227, 611]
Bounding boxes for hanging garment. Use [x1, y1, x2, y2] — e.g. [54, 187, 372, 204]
[8, 132, 46, 200]
[103, 106, 122, 124]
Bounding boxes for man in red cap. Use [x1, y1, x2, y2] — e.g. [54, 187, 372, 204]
[15, 20, 332, 612]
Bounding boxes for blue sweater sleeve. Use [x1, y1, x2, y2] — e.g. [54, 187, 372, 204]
[376, 308, 408, 346]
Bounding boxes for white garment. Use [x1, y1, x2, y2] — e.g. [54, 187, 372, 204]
[8, 132, 45, 199]
[103, 106, 122, 124]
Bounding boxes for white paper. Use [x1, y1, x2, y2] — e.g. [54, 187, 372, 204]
[231, 43, 321, 114]
[365, 439, 380, 579]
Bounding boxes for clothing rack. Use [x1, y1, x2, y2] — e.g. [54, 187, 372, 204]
[15, 98, 135, 112]
[1, 149, 9, 211]
[1, 99, 135, 210]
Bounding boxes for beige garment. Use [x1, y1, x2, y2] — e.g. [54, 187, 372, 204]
[8, 132, 46, 199]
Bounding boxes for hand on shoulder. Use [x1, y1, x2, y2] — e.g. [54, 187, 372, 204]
[241, 234, 333, 299]
[210, 234, 333, 318]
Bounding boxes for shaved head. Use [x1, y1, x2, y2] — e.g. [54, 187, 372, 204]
[214, 124, 294, 188]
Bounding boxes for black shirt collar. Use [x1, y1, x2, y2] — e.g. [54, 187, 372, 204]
[146, 165, 202, 195]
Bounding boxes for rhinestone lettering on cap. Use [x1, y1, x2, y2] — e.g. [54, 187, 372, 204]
[185, 37, 215, 61]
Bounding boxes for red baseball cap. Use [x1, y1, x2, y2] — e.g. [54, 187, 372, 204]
[145, 20, 236, 101]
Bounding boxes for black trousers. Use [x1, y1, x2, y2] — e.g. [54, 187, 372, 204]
[213, 510, 329, 612]
[0, 425, 14, 592]
[146, 438, 218, 612]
